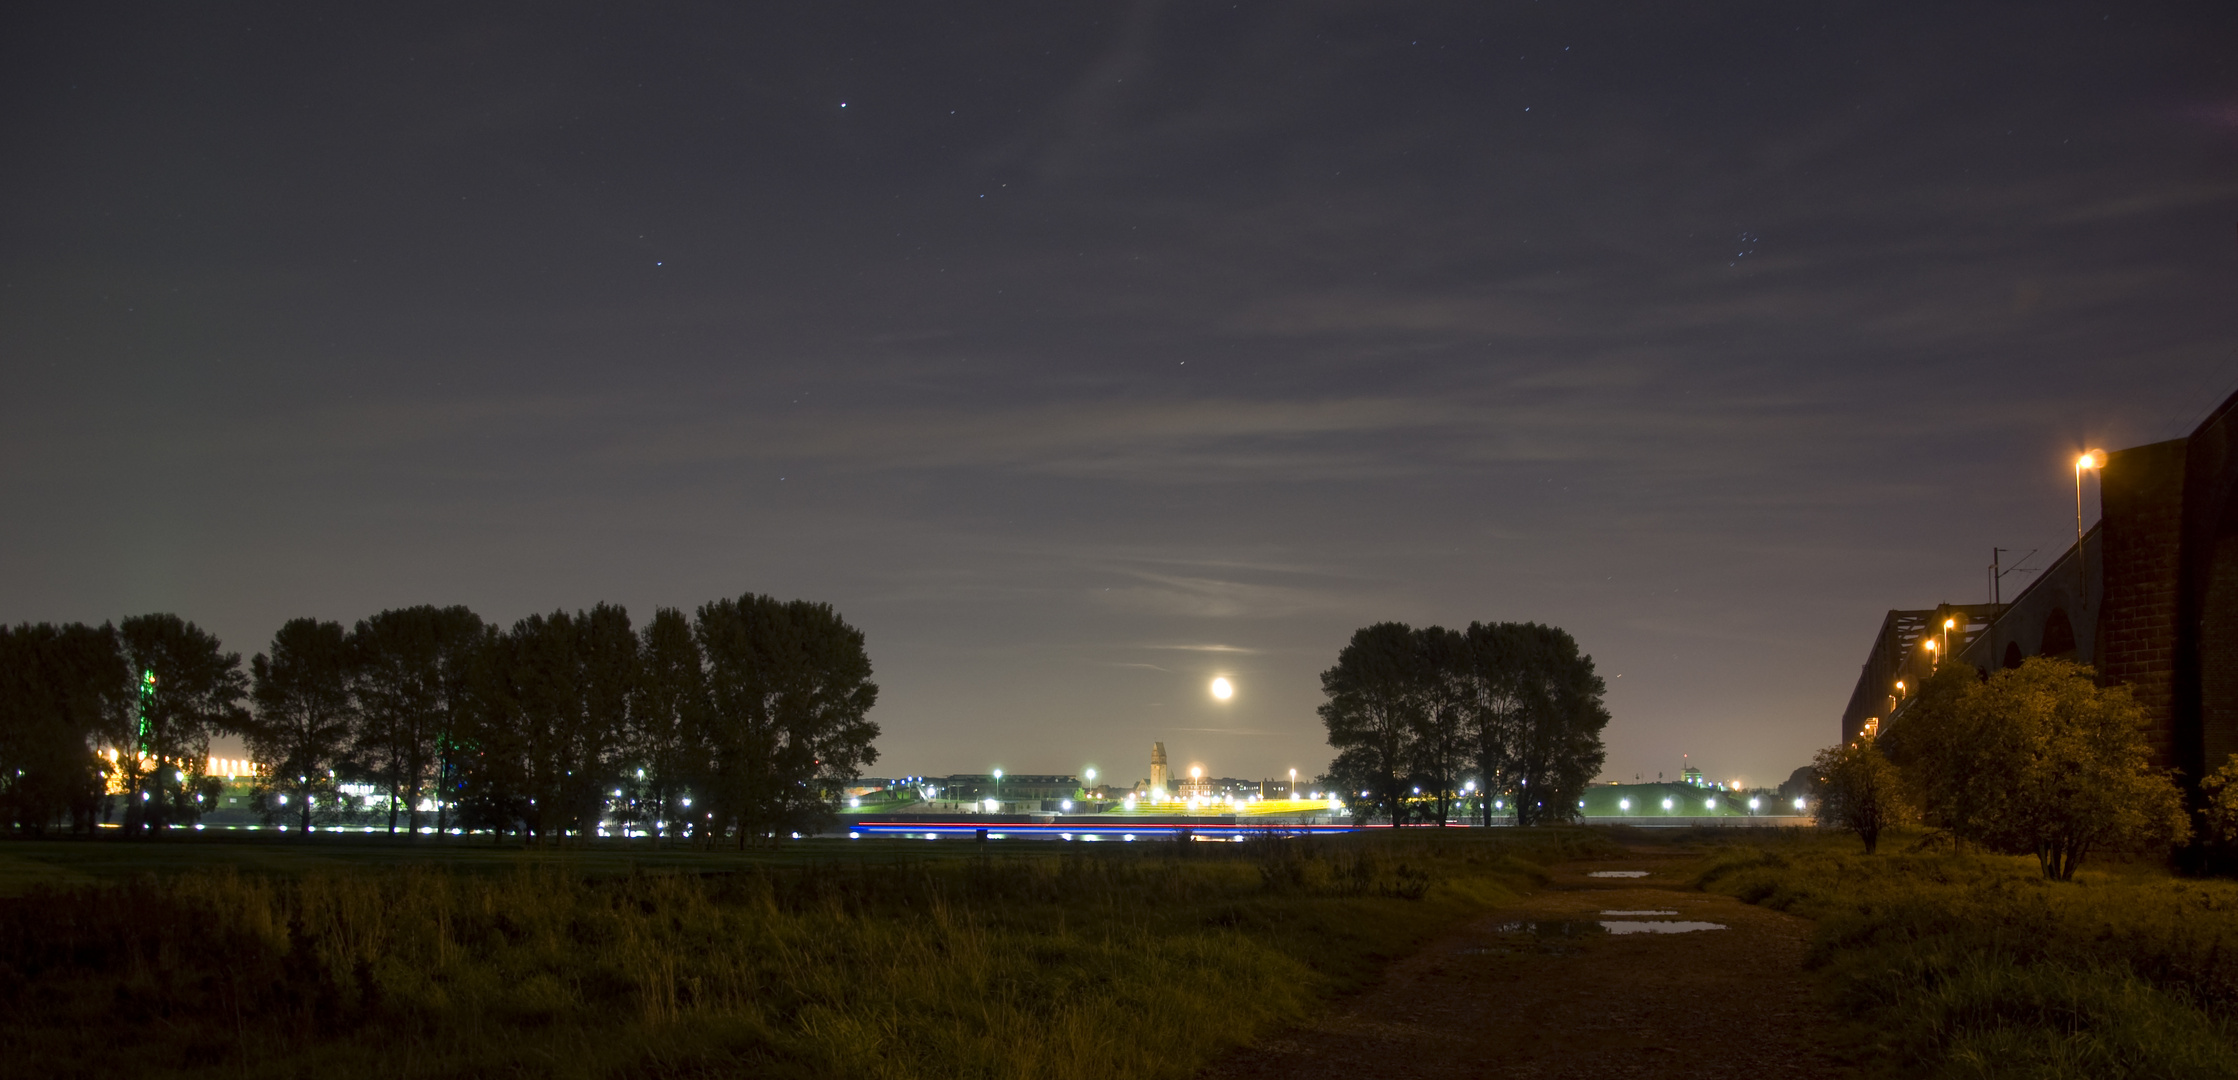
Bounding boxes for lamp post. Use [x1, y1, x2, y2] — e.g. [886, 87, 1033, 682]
[992, 768, 1002, 810]
[2075, 450, 2106, 545]
[1289, 768, 1297, 799]
[2076, 449, 2105, 607]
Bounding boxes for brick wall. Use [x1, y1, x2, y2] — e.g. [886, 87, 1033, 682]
[2099, 438, 2188, 769]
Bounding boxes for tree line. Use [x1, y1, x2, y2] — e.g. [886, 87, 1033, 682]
[0, 595, 880, 845]
[1317, 621, 1609, 827]
[1812, 657, 2182, 877]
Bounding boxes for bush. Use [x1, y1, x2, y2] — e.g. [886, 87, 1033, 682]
[1879, 658, 2186, 879]
[1700, 837, 2238, 1078]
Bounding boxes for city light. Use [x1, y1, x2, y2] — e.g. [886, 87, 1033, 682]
[1619, 798, 1630, 810]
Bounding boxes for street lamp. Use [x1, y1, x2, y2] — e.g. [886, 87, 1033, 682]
[1289, 768, 1297, 799]
[993, 768, 1002, 808]
[2076, 449, 2106, 602]
[2075, 449, 2106, 545]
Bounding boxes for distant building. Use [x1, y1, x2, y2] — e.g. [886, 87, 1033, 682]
[934, 774, 1078, 803]
[1149, 742, 1170, 794]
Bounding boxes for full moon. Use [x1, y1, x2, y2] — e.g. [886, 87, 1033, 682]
[1210, 677, 1234, 700]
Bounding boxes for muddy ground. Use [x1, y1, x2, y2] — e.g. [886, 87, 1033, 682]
[1202, 845, 1860, 1080]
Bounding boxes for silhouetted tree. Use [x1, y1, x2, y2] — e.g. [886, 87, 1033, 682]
[1812, 735, 1909, 853]
[245, 619, 356, 831]
[1502, 624, 1608, 826]
[696, 595, 879, 847]
[116, 614, 249, 834]
[1323, 620, 1608, 828]
[1406, 626, 1472, 826]
[498, 610, 583, 842]
[0, 622, 124, 834]
[352, 606, 482, 835]
[1460, 621, 1526, 826]
[1319, 622, 1425, 826]
[562, 603, 638, 835]
[630, 607, 707, 843]
[451, 623, 530, 839]
[424, 607, 485, 833]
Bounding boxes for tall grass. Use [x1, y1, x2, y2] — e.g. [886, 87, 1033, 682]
[1699, 837, 2238, 1079]
[0, 829, 1611, 1079]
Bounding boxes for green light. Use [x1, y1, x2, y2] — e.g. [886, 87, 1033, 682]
[135, 669, 156, 757]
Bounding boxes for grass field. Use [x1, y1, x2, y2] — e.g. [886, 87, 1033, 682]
[0, 829, 1616, 1080]
[1695, 830, 2238, 1079]
[0, 833, 1008, 897]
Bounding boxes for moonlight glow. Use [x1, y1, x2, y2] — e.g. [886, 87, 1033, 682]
[1210, 677, 1234, 700]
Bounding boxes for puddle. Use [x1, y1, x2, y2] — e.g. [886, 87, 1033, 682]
[1600, 909, 1679, 916]
[1587, 871, 1650, 878]
[1602, 921, 1726, 935]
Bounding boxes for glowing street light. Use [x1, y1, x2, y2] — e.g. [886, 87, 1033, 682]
[1290, 768, 1297, 799]
[2076, 448, 2107, 598]
[2076, 449, 2106, 545]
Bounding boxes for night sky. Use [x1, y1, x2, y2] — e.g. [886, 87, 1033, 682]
[5, 3, 2235, 788]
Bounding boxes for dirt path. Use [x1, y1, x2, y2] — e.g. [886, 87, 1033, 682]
[1201, 846, 1856, 1080]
